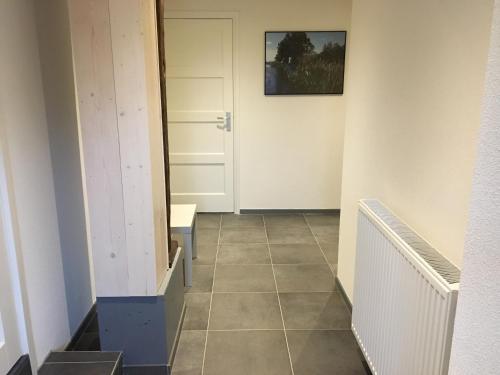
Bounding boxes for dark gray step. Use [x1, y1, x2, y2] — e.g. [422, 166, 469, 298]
[39, 351, 122, 375]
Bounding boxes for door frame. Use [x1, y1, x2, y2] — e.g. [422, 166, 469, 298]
[163, 11, 241, 213]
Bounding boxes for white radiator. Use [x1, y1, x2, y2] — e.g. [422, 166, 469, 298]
[352, 200, 460, 375]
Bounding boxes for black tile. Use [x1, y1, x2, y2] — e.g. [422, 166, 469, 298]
[123, 366, 166, 375]
[39, 363, 118, 375]
[45, 351, 121, 363]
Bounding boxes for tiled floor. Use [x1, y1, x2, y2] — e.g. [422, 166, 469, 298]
[172, 213, 369, 375]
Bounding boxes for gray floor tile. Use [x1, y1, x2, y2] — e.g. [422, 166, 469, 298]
[220, 227, 267, 244]
[287, 330, 367, 375]
[305, 214, 340, 227]
[270, 244, 326, 264]
[329, 263, 338, 276]
[196, 213, 221, 229]
[171, 331, 206, 375]
[267, 226, 315, 244]
[209, 293, 282, 330]
[187, 265, 214, 293]
[193, 245, 218, 265]
[196, 228, 220, 244]
[264, 214, 308, 228]
[204, 331, 292, 375]
[183, 293, 211, 330]
[214, 265, 276, 292]
[320, 241, 339, 264]
[310, 224, 339, 237]
[217, 243, 270, 264]
[279, 292, 350, 329]
[221, 214, 264, 228]
[312, 226, 340, 243]
[274, 264, 335, 292]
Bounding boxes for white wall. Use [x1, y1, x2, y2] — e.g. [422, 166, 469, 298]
[35, 0, 94, 334]
[338, 0, 494, 300]
[165, 0, 352, 209]
[449, 1, 500, 373]
[0, 0, 73, 368]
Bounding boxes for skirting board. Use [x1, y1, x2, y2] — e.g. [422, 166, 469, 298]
[335, 276, 352, 313]
[7, 355, 32, 375]
[240, 209, 340, 214]
[335, 276, 372, 375]
[65, 304, 98, 351]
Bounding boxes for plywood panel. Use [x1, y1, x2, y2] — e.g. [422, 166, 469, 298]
[145, 0, 169, 288]
[69, 0, 168, 296]
[109, 0, 157, 296]
[68, 0, 129, 296]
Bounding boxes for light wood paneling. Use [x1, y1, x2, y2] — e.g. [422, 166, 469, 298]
[69, 0, 168, 296]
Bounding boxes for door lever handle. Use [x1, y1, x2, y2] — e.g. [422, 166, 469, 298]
[216, 112, 232, 131]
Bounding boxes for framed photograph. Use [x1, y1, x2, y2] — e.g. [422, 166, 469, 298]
[265, 31, 347, 95]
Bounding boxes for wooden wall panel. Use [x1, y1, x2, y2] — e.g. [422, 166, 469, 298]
[68, 0, 129, 296]
[69, 0, 168, 296]
[108, 0, 156, 295]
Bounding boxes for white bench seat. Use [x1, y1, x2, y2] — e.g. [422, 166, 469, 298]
[171, 204, 197, 287]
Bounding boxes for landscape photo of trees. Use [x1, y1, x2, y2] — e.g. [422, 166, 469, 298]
[265, 31, 346, 95]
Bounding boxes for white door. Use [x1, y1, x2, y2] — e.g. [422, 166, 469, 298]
[165, 18, 234, 212]
[0, 192, 24, 373]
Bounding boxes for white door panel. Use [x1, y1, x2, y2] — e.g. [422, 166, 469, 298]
[165, 18, 234, 212]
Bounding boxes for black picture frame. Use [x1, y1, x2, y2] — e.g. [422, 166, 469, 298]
[265, 31, 347, 96]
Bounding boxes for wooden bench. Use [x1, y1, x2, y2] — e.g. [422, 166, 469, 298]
[171, 204, 197, 287]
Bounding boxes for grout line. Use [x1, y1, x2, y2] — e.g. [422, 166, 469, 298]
[263, 216, 296, 375]
[303, 214, 339, 289]
[190, 290, 339, 294]
[183, 328, 353, 332]
[200, 214, 222, 375]
[215, 262, 328, 266]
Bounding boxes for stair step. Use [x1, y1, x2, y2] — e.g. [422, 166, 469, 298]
[39, 351, 122, 375]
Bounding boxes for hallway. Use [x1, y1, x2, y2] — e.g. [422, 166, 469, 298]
[172, 213, 368, 375]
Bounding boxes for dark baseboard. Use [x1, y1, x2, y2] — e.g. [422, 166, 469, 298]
[335, 277, 372, 375]
[65, 304, 100, 351]
[240, 209, 340, 214]
[335, 276, 352, 313]
[7, 355, 32, 375]
[122, 365, 168, 375]
[168, 303, 186, 372]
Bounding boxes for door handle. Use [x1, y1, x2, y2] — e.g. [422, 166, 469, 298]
[216, 112, 232, 131]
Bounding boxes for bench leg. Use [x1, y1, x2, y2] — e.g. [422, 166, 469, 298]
[183, 233, 193, 287]
[192, 219, 197, 259]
